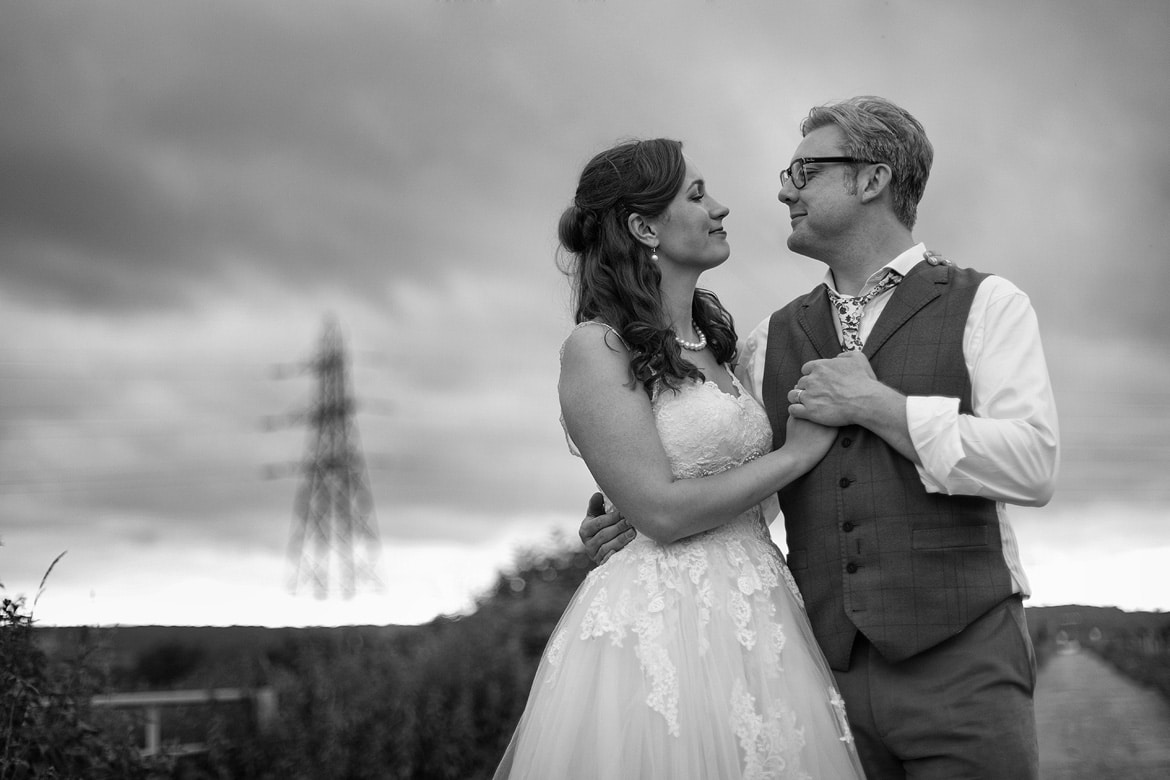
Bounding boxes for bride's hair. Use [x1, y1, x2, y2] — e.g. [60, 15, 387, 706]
[557, 138, 737, 398]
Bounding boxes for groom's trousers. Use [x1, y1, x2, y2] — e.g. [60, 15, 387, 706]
[833, 595, 1039, 780]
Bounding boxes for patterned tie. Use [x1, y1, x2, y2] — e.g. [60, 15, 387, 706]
[826, 269, 904, 351]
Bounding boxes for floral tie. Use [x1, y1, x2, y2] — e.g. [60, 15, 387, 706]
[826, 269, 904, 351]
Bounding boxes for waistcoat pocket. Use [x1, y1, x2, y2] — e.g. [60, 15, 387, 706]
[912, 525, 991, 549]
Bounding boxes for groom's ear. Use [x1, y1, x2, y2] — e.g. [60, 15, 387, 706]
[858, 163, 894, 205]
[627, 212, 657, 249]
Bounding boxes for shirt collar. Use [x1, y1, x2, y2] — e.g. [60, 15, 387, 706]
[821, 242, 927, 295]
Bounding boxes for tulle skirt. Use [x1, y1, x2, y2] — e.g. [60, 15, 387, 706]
[494, 510, 865, 779]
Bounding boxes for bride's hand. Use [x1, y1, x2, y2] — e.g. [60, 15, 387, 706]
[783, 415, 837, 471]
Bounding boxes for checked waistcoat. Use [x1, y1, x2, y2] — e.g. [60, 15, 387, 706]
[761, 257, 1013, 671]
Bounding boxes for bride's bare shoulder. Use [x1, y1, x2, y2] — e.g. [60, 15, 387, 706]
[560, 321, 630, 365]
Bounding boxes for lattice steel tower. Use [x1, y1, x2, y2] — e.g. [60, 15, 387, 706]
[287, 317, 383, 599]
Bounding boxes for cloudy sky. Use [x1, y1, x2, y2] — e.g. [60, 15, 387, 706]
[2, 0, 1168, 627]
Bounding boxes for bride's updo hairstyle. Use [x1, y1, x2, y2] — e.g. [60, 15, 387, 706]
[558, 138, 737, 398]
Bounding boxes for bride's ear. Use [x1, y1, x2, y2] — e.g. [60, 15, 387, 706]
[627, 212, 657, 249]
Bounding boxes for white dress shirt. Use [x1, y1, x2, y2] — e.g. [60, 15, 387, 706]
[739, 243, 1061, 596]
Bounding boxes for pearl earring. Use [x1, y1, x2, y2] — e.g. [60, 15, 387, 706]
[650, 246, 659, 262]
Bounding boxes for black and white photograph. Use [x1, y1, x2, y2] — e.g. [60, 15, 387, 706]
[2, 1, 1168, 777]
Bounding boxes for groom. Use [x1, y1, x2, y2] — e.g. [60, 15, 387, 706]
[580, 96, 1059, 779]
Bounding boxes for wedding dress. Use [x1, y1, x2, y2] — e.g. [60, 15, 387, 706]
[494, 322, 865, 779]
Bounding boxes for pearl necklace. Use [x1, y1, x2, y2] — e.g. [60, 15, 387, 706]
[674, 321, 707, 351]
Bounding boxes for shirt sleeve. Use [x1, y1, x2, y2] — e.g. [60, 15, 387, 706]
[906, 277, 1060, 506]
[739, 316, 782, 531]
[737, 315, 772, 403]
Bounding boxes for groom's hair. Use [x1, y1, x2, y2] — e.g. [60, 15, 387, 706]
[802, 96, 933, 231]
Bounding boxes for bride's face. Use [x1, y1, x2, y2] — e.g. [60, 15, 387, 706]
[649, 159, 731, 272]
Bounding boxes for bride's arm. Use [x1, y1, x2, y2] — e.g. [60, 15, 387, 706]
[559, 325, 833, 545]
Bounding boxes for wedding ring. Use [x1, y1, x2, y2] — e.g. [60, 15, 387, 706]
[795, 388, 804, 404]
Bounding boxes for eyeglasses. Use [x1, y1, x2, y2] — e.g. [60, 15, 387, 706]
[779, 157, 878, 189]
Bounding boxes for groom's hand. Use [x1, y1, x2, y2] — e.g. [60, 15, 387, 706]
[789, 351, 920, 464]
[788, 351, 890, 427]
[579, 492, 636, 565]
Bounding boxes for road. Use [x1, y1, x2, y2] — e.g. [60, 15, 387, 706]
[1036, 648, 1170, 779]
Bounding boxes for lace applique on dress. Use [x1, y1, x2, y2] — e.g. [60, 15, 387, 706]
[498, 327, 866, 778]
[549, 358, 787, 737]
[829, 687, 855, 745]
[544, 627, 567, 671]
[563, 538, 715, 736]
[633, 605, 680, 736]
[780, 564, 805, 609]
[730, 678, 810, 780]
[772, 623, 788, 671]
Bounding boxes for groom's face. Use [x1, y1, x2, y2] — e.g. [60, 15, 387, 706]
[778, 125, 860, 261]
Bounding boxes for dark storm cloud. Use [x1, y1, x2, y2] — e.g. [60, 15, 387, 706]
[0, 1, 615, 316]
[1, 146, 227, 309]
[2, 0, 1169, 624]
[0, 4, 463, 309]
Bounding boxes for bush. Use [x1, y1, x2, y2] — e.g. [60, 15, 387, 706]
[205, 536, 595, 779]
[135, 643, 206, 689]
[1089, 632, 1170, 704]
[0, 554, 170, 780]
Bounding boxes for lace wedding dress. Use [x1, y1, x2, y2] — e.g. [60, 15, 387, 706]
[494, 323, 864, 779]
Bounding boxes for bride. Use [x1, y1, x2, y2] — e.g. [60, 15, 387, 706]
[494, 139, 865, 779]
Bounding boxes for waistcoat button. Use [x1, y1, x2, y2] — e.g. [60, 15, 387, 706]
[838, 477, 851, 488]
[841, 437, 853, 448]
[842, 521, 855, 532]
[846, 563, 859, 574]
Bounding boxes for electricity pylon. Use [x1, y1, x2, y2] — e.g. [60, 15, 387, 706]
[286, 316, 383, 599]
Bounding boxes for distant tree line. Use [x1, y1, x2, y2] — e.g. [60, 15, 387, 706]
[12, 547, 1170, 778]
